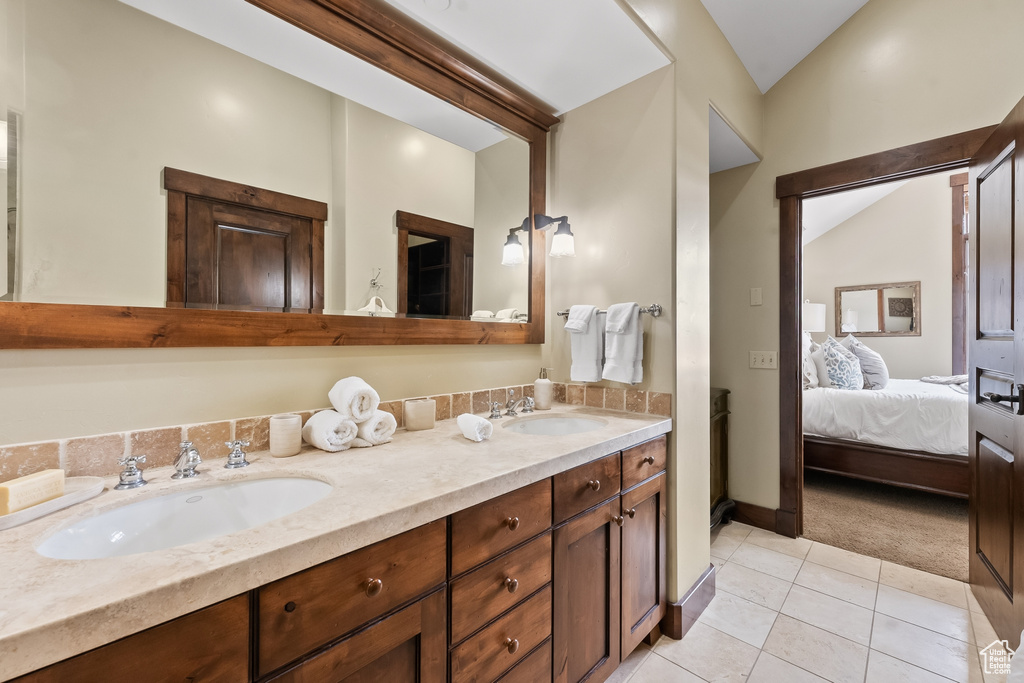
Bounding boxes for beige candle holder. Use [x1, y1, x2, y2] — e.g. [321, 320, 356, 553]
[403, 399, 436, 431]
[269, 414, 302, 457]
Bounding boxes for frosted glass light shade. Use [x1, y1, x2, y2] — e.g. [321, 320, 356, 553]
[802, 301, 826, 332]
[549, 227, 575, 258]
[502, 241, 524, 266]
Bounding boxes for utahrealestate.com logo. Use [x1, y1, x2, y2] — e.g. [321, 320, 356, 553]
[980, 639, 1014, 675]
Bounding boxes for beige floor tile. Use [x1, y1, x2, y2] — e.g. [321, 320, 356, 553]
[794, 561, 878, 609]
[871, 613, 972, 683]
[605, 643, 653, 683]
[970, 609, 999, 649]
[805, 542, 881, 581]
[711, 532, 743, 560]
[698, 591, 779, 648]
[762, 614, 868, 683]
[711, 555, 727, 571]
[880, 561, 969, 609]
[966, 586, 986, 615]
[717, 521, 754, 540]
[653, 621, 760, 682]
[866, 650, 955, 683]
[780, 584, 874, 646]
[747, 652, 828, 683]
[717, 562, 793, 611]
[728, 543, 805, 582]
[744, 528, 813, 559]
[875, 584, 972, 643]
[627, 652, 705, 683]
[976, 642, 1011, 683]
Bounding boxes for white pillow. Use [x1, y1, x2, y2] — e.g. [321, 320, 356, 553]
[810, 347, 832, 388]
[843, 335, 889, 389]
[802, 332, 819, 389]
[822, 336, 863, 390]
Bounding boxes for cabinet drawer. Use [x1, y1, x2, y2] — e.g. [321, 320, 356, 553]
[451, 479, 551, 576]
[450, 532, 552, 644]
[622, 435, 667, 490]
[553, 452, 620, 524]
[496, 638, 552, 683]
[257, 519, 446, 676]
[450, 585, 552, 683]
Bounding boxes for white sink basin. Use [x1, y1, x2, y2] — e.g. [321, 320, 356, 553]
[36, 477, 332, 560]
[503, 415, 606, 436]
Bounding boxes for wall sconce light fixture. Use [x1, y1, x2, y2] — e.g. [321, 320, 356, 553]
[500, 214, 575, 266]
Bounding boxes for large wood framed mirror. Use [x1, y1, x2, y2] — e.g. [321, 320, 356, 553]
[834, 281, 921, 337]
[0, 0, 558, 348]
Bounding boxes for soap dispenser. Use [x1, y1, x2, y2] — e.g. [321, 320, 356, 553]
[534, 368, 553, 410]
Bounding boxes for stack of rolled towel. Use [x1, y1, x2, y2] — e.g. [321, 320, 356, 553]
[301, 377, 398, 452]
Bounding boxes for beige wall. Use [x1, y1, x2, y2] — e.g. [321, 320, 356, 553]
[711, 0, 1024, 509]
[803, 172, 955, 378]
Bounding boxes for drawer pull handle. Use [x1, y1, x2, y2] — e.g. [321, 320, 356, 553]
[365, 578, 383, 597]
[505, 516, 521, 531]
[284, 601, 297, 613]
[504, 577, 519, 594]
[613, 515, 625, 526]
[642, 455, 656, 465]
[587, 479, 601, 492]
[504, 637, 520, 655]
[626, 507, 637, 519]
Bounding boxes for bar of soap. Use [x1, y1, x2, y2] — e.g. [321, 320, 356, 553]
[0, 469, 65, 515]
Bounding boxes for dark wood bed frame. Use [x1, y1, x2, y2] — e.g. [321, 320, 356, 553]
[803, 435, 968, 499]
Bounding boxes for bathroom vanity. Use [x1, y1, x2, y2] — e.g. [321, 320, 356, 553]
[0, 406, 670, 682]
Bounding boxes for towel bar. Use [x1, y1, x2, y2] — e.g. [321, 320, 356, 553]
[556, 304, 662, 318]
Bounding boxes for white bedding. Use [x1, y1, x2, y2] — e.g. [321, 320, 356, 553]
[803, 379, 968, 456]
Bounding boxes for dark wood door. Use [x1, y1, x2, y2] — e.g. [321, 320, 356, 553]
[968, 94, 1024, 648]
[396, 210, 473, 317]
[266, 587, 447, 683]
[620, 472, 667, 657]
[552, 497, 621, 683]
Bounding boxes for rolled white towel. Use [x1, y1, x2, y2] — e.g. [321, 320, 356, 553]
[457, 413, 493, 442]
[301, 410, 358, 452]
[328, 377, 380, 422]
[496, 307, 519, 320]
[355, 409, 398, 446]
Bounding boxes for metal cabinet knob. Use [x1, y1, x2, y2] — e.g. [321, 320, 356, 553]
[613, 515, 625, 526]
[284, 601, 297, 613]
[504, 577, 519, 594]
[642, 455, 656, 465]
[587, 479, 601, 491]
[365, 578, 383, 597]
[505, 516, 521, 531]
[504, 637, 520, 655]
[626, 507, 637, 519]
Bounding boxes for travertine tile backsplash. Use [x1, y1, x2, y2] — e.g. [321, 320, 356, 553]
[0, 383, 671, 481]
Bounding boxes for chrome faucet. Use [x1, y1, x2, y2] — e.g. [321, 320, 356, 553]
[224, 440, 251, 469]
[506, 396, 535, 417]
[172, 441, 202, 479]
[115, 454, 148, 490]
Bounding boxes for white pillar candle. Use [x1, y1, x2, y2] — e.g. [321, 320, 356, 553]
[269, 414, 303, 457]
[404, 399, 436, 431]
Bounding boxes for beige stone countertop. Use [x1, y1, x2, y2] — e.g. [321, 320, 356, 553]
[0, 404, 670, 679]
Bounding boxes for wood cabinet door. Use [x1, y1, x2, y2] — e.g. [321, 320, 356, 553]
[620, 472, 667, 657]
[266, 587, 447, 683]
[552, 497, 621, 683]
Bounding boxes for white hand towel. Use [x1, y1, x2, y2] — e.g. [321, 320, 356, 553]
[328, 377, 380, 422]
[353, 409, 398, 446]
[472, 310, 495, 318]
[565, 305, 604, 382]
[602, 303, 643, 385]
[301, 410, 358, 452]
[457, 413, 493, 442]
[496, 307, 519, 320]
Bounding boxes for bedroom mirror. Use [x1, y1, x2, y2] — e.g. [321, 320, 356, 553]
[834, 281, 921, 337]
[0, 0, 556, 348]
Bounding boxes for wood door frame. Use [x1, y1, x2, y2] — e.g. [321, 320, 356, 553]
[775, 125, 996, 538]
[396, 210, 474, 317]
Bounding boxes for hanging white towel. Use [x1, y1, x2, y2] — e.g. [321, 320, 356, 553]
[349, 409, 397, 447]
[564, 305, 603, 382]
[602, 303, 643, 385]
[328, 377, 381, 422]
[357, 296, 392, 314]
[301, 410, 358, 452]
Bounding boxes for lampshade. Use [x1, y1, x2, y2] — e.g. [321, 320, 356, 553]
[549, 221, 575, 258]
[802, 300, 826, 332]
[501, 231, 524, 267]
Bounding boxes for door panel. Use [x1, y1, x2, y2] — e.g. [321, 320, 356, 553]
[969, 94, 1024, 649]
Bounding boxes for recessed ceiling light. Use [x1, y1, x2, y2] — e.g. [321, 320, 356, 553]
[422, 0, 451, 10]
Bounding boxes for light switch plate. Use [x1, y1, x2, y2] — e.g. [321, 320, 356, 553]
[750, 288, 763, 306]
[749, 351, 778, 369]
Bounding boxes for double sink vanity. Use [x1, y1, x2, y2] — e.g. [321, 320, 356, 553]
[0, 406, 671, 682]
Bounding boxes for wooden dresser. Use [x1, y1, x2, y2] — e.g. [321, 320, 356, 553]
[710, 387, 734, 529]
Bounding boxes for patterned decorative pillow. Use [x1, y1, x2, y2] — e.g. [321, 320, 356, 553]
[802, 332, 819, 389]
[822, 336, 863, 390]
[844, 335, 889, 389]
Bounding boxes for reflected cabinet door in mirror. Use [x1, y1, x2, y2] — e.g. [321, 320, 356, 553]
[834, 281, 921, 337]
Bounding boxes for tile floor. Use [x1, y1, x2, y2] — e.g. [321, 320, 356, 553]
[608, 522, 1009, 683]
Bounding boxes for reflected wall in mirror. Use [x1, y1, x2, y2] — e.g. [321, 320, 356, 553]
[3, 0, 531, 322]
[835, 281, 921, 337]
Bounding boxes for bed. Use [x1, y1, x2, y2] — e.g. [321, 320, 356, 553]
[802, 379, 969, 498]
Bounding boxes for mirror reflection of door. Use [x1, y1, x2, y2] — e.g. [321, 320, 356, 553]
[396, 211, 473, 317]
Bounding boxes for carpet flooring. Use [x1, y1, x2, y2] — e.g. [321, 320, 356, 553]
[802, 470, 969, 582]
